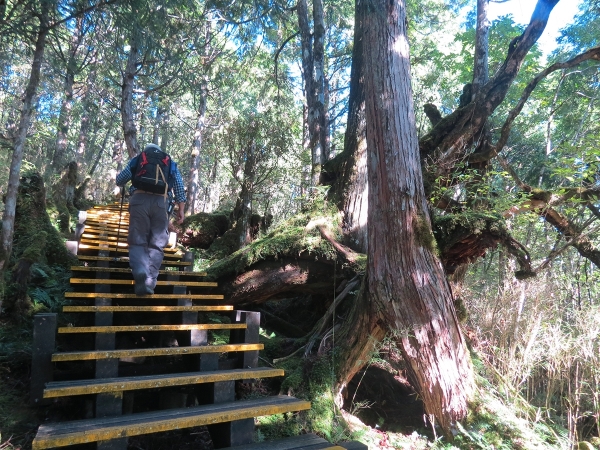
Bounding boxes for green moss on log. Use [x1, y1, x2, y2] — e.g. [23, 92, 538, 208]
[433, 212, 507, 251]
[205, 207, 347, 280]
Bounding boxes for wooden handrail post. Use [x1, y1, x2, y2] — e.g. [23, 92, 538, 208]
[31, 313, 57, 405]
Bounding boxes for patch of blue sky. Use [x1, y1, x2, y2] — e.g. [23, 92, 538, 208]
[487, 0, 584, 58]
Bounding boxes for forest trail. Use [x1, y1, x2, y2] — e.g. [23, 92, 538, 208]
[29, 204, 365, 449]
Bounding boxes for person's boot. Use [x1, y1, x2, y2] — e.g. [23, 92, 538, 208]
[133, 270, 152, 296]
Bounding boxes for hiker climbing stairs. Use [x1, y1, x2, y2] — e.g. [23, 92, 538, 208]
[31, 204, 366, 449]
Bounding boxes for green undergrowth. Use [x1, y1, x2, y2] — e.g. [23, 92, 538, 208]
[441, 356, 569, 450]
[0, 323, 39, 449]
[203, 204, 356, 278]
[255, 332, 572, 449]
[256, 342, 359, 444]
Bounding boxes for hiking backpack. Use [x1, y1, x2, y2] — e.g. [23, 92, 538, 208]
[131, 145, 172, 195]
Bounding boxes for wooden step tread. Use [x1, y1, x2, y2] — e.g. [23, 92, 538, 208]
[70, 266, 207, 277]
[64, 292, 223, 299]
[224, 435, 367, 450]
[77, 256, 190, 266]
[32, 395, 310, 449]
[69, 278, 217, 287]
[79, 239, 175, 251]
[78, 245, 181, 256]
[80, 233, 129, 241]
[78, 229, 128, 237]
[63, 305, 232, 312]
[58, 323, 246, 333]
[43, 367, 284, 398]
[52, 343, 263, 361]
[221, 434, 329, 449]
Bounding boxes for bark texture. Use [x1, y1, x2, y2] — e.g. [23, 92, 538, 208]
[297, 0, 326, 187]
[333, 0, 368, 253]
[0, 5, 49, 271]
[363, 0, 473, 434]
[121, 33, 140, 158]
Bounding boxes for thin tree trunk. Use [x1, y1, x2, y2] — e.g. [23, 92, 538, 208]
[313, 0, 326, 178]
[121, 33, 139, 158]
[472, 0, 489, 98]
[51, 14, 84, 170]
[297, 0, 323, 187]
[0, 7, 49, 271]
[112, 133, 124, 173]
[75, 63, 98, 169]
[152, 105, 162, 145]
[185, 91, 207, 215]
[160, 107, 169, 151]
[238, 143, 256, 248]
[337, 0, 367, 253]
[364, 0, 473, 435]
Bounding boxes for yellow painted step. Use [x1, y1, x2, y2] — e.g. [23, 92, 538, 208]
[58, 323, 246, 333]
[51, 343, 263, 361]
[83, 219, 129, 226]
[70, 266, 207, 277]
[77, 248, 183, 261]
[64, 292, 223, 300]
[32, 396, 310, 449]
[69, 278, 217, 287]
[79, 228, 128, 237]
[63, 305, 233, 313]
[80, 233, 128, 241]
[78, 244, 181, 255]
[76, 256, 191, 266]
[43, 367, 284, 398]
[79, 238, 130, 247]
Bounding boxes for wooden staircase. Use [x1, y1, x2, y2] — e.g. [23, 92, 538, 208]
[29, 204, 369, 449]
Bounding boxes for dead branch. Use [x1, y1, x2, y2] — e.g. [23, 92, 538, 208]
[317, 224, 361, 264]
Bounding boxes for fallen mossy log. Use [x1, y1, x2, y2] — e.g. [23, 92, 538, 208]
[203, 210, 366, 307]
[215, 258, 338, 306]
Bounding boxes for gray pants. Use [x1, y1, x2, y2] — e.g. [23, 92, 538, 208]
[128, 192, 169, 290]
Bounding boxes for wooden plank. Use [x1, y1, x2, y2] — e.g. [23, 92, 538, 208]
[219, 433, 329, 450]
[58, 324, 246, 333]
[51, 343, 264, 361]
[76, 256, 191, 266]
[81, 233, 128, 241]
[79, 239, 177, 253]
[63, 306, 232, 313]
[69, 278, 217, 287]
[78, 244, 181, 255]
[32, 396, 311, 449]
[64, 292, 223, 299]
[79, 229, 128, 238]
[43, 367, 284, 398]
[70, 266, 207, 277]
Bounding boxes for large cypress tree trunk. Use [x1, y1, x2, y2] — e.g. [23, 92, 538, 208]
[363, 0, 473, 435]
[0, 5, 49, 272]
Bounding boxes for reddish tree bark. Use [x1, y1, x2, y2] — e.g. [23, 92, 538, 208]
[363, 0, 473, 434]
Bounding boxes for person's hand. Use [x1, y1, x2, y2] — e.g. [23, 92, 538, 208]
[177, 208, 184, 225]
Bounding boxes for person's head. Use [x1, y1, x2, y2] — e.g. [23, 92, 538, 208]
[144, 143, 162, 152]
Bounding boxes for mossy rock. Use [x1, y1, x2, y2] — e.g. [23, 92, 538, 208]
[179, 211, 231, 248]
[12, 172, 77, 269]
